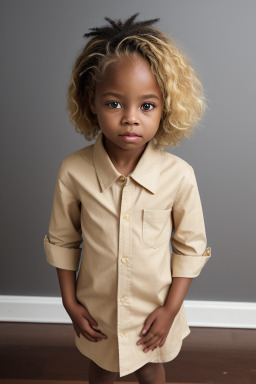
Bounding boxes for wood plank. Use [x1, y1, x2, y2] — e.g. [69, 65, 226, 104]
[1, 323, 255, 384]
[0, 381, 202, 384]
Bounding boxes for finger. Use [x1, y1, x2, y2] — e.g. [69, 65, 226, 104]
[143, 336, 160, 350]
[92, 324, 101, 331]
[142, 335, 159, 352]
[76, 324, 102, 342]
[89, 328, 108, 339]
[136, 331, 155, 345]
[73, 325, 80, 338]
[92, 327, 108, 337]
[82, 322, 108, 340]
[136, 335, 150, 345]
[80, 309, 105, 339]
[82, 330, 104, 341]
[80, 319, 108, 339]
[83, 311, 99, 329]
[79, 329, 98, 342]
[141, 315, 156, 336]
[159, 336, 167, 347]
[88, 320, 107, 340]
[146, 340, 160, 352]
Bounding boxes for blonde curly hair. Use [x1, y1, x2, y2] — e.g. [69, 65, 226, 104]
[67, 13, 206, 148]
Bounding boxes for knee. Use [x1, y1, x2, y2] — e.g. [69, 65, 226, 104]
[88, 359, 118, 384]
[135, 362, 165, 384]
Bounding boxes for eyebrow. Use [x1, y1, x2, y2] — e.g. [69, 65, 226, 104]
[101, 92, 160, 100]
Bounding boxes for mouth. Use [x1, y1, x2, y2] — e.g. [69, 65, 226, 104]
[120, 132, 141, 137]
[119, 132, 142, 143]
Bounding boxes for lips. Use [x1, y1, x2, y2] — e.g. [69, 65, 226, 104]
[119, 131, 142, 143]
[120, 131, 141, 137]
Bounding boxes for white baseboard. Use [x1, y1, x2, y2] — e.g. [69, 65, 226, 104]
[184, 300, 256, 328]
[0, 296, 255, 329]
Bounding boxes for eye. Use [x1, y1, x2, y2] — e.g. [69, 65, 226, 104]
[141, 102, 155, 111]
[106, 101, 121, 109]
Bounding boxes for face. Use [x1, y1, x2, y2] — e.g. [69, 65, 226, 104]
[88, 54, 163, 156]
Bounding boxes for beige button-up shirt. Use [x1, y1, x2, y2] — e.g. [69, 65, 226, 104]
[43, 132, 211, 377]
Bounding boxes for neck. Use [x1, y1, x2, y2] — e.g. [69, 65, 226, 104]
[102, 135, 147, 176]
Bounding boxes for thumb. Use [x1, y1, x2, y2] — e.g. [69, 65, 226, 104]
[141, 313, 155, 335]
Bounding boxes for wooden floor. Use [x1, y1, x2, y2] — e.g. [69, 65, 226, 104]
[0, 381, 200, 384]
[0, 323, 255, 384]
[0, 382, 199, 384]
[0, 382, 200, 384]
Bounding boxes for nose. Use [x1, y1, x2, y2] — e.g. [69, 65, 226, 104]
[121, 106, 140, 126]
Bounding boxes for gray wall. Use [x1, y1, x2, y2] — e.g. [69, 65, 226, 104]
[1, 0, 255, 302]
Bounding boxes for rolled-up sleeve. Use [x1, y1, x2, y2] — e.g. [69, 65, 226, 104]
[43, 162, 83, 271]
[171, 166, 211, 278]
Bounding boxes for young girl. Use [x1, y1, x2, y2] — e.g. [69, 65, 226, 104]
[44, 13, 211, 384]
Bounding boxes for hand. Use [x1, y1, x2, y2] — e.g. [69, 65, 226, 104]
[136, 306, 175, 353]
[65, 301, 108, 342]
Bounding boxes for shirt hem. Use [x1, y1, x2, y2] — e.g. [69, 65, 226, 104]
[119, 327, 191, 377]
[75, 335, 119, 373]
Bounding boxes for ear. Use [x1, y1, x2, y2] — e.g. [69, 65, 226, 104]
[86, 86, 97, 115]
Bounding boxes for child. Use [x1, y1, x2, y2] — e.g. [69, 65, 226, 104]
[44, 13, 211, 384]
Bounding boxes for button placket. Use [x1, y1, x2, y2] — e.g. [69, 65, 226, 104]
[117, 177, 133, 364]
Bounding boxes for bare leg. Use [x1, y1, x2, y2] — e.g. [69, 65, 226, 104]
[88, 359, 119, 384]
[134, 362, 166, 384]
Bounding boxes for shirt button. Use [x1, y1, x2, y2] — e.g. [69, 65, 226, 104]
[119, 175, 126, 182]
[123, 214, 129, 220]
[121, 257, 128, 263]
[120, 296, 127, 302]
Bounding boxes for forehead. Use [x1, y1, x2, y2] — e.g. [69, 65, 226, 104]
[95, 54, 162, 95]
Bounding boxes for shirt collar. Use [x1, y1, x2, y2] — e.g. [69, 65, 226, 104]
[93, 132, 161, 194]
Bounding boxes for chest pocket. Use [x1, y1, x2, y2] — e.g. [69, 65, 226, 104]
[143, 209, 172, 249]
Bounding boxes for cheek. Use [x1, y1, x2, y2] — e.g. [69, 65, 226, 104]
[97, 112, 117, 129]
[148, 111, 162, 126]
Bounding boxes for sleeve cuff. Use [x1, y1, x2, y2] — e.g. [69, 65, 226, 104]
[44, 235, 82, 271]
[171, 247, 211, 278]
